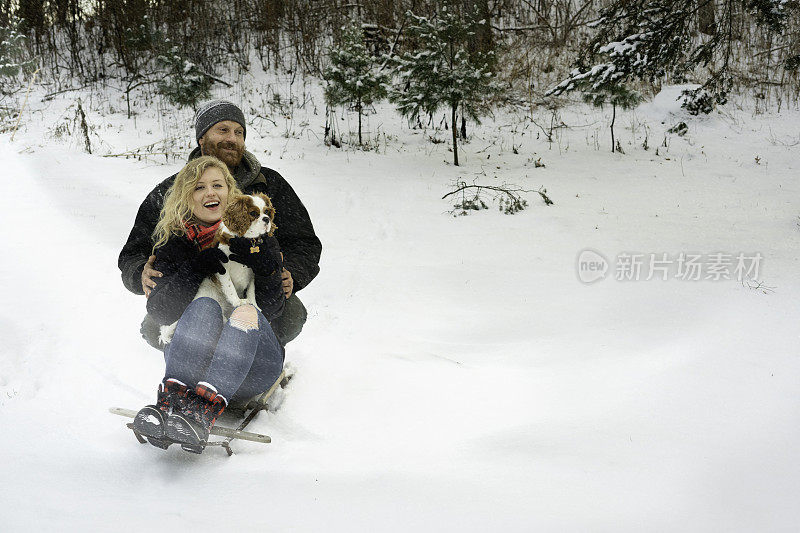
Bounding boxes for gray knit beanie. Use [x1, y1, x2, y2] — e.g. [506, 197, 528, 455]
[194, 99, 247, 143]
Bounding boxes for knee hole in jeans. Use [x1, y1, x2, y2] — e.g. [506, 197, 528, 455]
[230, 304, 259, 332]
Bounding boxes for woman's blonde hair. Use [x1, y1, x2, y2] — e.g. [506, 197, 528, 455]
[152, 156, 241, 252]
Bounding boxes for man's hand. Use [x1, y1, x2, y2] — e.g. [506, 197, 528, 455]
[281, 268, 293, 299]
[142, 255, 162, 298]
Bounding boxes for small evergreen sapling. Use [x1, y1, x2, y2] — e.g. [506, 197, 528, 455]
[156, 41, 212, 109]
[1, 15, 38, 137]
[391, 8, 502, 166]
[120, 18, 166, 118]
[0, 15, 37, 84]
[583, 84, 642, 153]
[323, 21, 389, 147]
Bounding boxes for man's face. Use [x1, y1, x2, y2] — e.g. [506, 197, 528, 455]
[199, 120, 245, 168]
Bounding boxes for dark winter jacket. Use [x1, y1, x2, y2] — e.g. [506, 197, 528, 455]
[119, 148, 322, 296]
[145, 234, 286, 326]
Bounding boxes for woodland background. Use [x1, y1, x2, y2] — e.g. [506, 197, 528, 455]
[2, 0, 799, 143]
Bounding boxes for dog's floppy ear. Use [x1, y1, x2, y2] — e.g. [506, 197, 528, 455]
[223, 195, 253, 236]
[255, 192, 277, 236]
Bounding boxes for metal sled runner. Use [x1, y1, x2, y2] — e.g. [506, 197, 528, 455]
[110, 370, 291, 456]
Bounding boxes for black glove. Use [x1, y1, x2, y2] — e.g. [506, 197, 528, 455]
[192, 247, 228, 277]
[228, 236, 283, 276]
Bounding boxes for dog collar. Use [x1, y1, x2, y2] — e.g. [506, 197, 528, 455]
[249, 236, 264, 254]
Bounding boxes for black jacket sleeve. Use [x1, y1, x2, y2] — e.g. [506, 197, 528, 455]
[262, 168, 322, 293]
[119, 178, 174, 295]
[254, 269, 286, 321]
[145, 237, 205, 325]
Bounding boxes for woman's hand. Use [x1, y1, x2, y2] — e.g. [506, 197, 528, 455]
[228, 236, 283, 277]
[192, 247, 229, 277]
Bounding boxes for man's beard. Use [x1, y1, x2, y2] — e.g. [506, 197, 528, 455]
[204, 141, 245, 168]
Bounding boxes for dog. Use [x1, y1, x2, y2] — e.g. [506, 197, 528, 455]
[159, 193, 278, 345]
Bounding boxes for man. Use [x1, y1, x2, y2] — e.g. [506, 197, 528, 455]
[119, 99, 321, 348]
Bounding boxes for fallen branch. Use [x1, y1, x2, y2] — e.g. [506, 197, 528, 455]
[42, 84, 89, 101]
[743, 279, 775, 294]
[103, 151, 176, 158]
[103, 136, 186, 162]
[443, 179, 553, 215]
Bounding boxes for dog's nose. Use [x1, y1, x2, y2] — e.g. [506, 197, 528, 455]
[262, 216, 269, 223]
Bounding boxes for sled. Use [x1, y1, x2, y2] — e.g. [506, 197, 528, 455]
[109, 369, 292, 456]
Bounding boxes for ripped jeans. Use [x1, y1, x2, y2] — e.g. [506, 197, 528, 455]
[163, 297, 285, 405]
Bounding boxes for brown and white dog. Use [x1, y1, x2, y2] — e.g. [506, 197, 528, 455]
[159, 193, 277, 345]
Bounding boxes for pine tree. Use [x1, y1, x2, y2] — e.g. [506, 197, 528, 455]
[391, 7, 502, 166]
[0, 15, 37, 83]
[584, 85, 642, 153]
[121, 17, 165, 118]
[545, 0, 693, 131]
[156, 41, 212, 109]
[547, 0, 798, 117]
[323, 21, 389, 147]
[747, 0, 790, 33]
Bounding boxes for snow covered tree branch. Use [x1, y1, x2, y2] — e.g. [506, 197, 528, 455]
[546, 0, 799, 117]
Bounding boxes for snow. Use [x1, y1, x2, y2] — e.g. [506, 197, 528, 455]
[1, 77, 800, 531]
[598, 33, 649, 56]
[637, 84, 700, 122]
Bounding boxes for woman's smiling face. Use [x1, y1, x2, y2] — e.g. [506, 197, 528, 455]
[191, 166, 230, 225]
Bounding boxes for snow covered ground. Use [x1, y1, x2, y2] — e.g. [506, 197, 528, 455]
[1, 78, 799, 531]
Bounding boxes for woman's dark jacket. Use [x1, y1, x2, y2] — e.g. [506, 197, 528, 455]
[145, 235, 285, 327]
[118, 148, 322, 297]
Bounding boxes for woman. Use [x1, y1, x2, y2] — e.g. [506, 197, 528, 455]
[132, 156, 286, 454]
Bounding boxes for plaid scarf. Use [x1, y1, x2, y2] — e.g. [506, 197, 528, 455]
[184, 220, 221, 250]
